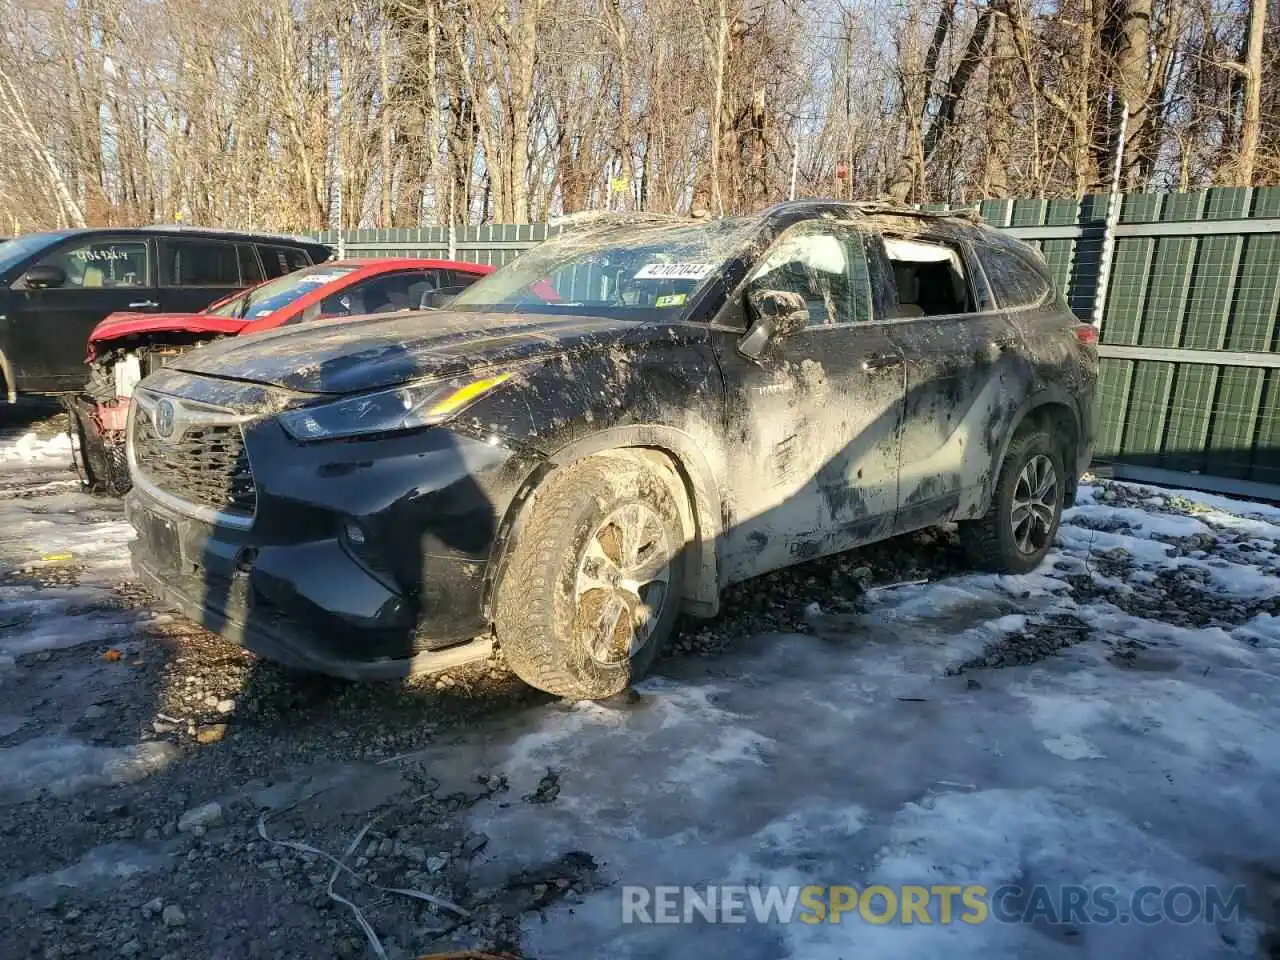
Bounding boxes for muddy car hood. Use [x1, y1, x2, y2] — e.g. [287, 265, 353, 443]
[168, 309, 669, 394]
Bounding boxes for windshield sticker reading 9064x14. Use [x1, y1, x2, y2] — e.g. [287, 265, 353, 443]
[634, 262, 714, 280]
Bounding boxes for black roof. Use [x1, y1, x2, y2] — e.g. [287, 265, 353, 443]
[26, 225, 330, 248]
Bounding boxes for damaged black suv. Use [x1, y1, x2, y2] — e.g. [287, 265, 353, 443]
[125, 201, 1097, 699]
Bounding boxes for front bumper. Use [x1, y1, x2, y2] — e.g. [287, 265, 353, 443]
[126, 421, 533, 680]
[65, 394, 132, 495]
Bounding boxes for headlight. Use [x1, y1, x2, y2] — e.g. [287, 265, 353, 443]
[279, 372, 512, 441]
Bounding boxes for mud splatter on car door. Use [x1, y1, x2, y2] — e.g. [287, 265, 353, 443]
[712, 222, 907, 583]
[870, 229, 1027, 531]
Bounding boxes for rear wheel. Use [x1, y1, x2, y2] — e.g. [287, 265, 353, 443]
[494, 456, 685, 699]
[961, 430, 1064, 574]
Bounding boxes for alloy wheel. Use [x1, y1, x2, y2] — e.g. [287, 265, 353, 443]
[573, 502, 672, 666]
[1011, 453, 1058, 555]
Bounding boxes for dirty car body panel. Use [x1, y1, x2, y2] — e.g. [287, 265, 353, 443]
[123, 202, 1097, 681]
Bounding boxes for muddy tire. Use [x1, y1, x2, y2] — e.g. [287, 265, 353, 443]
[494, 456, 685, 700]
[961, 430, 1064, 574]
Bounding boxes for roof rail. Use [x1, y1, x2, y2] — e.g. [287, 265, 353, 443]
[138, 223, 325, 244]
[851, 200, 984, 223]
[547, 211, 703, 231]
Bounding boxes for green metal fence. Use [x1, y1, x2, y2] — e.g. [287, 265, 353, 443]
[321, 188, 1280, 501]
[991, 187, 1280, 500]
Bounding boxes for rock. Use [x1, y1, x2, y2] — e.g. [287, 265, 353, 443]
[403, 846, 426, 864]
[215, 699, 235, 714]
[196, 724, 228, 744]
[119, 941, 142, 957]
[83, 705, 108, 720]
[161, 904, 186, 927]
[153, 721, 177, 734]
[143, 897, 163, 917]
[178, 802, 223, 833]
[426, 855, 447, 874]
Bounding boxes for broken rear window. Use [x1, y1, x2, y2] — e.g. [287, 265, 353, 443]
[448, 219, 757, 319]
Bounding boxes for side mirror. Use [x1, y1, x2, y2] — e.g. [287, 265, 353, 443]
[738, 288, 809, 360]
[22, 264, 66, 290]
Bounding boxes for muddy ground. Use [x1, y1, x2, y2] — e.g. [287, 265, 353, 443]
[2, 400, 1280, 959]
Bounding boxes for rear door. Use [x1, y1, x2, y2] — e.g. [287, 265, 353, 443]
[713, 221, 906, 583]
[870, 227, 1028, 533]
[9, 235, 158, 392]
[158, 237, 246, 314]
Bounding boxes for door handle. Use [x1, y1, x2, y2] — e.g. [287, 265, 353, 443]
[862, 353, 903, 372]
[128, 300, 159, 309]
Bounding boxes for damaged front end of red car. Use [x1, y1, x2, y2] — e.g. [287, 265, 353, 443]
[67, 329, 228, 494]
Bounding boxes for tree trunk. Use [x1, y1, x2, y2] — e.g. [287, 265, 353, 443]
[1110, 0, 1153, 188]
[1236, 0, 1265, 185]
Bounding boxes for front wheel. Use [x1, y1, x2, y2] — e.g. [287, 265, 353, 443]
[961, 430, 1065, 574]
[494, 457, 685, 700]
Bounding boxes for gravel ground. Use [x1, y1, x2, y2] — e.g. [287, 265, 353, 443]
[2, 402, 1279, 959]
[0, 406, 977, 960]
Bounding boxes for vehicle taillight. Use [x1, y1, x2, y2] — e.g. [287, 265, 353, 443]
[1074, 324, 1099, 346]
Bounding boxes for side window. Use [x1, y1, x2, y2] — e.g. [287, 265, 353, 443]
[975, 244, 1051, 309]
[161, 239, 240, 287]
[747, 226, 872, 326]
[258, 245, 312, 279]
[237, 244, 265, 286]
[447, 270, 484, 289]
[317, 273, 420, 319]
[36, 238, 150, 288]
[881, 237, 974, 318]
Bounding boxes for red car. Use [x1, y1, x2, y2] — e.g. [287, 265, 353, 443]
[68, 257, 493, 493]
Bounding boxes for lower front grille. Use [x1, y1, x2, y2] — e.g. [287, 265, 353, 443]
[133, 405, 257, 516]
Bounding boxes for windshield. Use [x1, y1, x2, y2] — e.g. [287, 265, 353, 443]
[0, 232, 69, 277]
[448, 219, 757, 318]
[206, 263, 357, 319]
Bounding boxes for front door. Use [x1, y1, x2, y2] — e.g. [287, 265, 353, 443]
[869, 230, 1027, 533]
[10, 235, 159, 392]
[713, 221, 906, 584]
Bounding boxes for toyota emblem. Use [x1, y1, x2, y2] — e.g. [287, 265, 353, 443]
[154, 399, 176, 439]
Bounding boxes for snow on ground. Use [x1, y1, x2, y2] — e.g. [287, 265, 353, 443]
[442, 480, 1280, 959]
[3, 408, 1280, 958]
[0, 423, 153, 807]
[0, 429, 75, 465]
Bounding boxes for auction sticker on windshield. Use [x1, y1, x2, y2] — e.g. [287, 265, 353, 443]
[635, 262, 714, 280]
